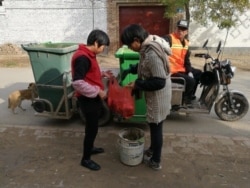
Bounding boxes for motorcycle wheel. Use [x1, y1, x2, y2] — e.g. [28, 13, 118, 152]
[79, 101, 112, 127]
[214, 93, 249, 121]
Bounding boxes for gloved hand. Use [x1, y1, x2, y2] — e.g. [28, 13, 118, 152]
[188, 72, 194, 78]
[121, 64, 138, 80]
[121, 69, 131, 80]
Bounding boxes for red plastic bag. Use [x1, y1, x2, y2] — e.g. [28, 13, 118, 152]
[107, 77, 135, 119]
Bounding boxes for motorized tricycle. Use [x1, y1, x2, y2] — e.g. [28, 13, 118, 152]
[22, 40, 249, 127]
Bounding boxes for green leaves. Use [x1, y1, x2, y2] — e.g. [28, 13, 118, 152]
[161, 0, 250, 29]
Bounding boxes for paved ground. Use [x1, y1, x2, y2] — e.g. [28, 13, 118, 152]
[1, 122, 250, 188]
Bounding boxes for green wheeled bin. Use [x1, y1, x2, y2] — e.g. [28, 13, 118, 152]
[115, 46, 147, 123]
[22, 42, 78, 119]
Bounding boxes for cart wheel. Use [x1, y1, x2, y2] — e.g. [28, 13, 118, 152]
[33, 101, 46, 113]
[79, 101, 112, 127]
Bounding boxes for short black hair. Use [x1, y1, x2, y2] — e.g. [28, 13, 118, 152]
[121, 24, 149, 46]
[87, 29, 110, 47]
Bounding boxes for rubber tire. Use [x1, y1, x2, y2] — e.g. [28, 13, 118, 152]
[33, 101, 46, 113]
[79, 101, 112, 127]
[214, 93, 249, 121]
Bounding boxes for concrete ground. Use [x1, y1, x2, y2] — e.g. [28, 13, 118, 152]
[1, 123, 250, 188]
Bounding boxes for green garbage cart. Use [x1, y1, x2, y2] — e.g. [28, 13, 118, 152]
[115, 45, 147, 123]
[22, 42, 78, 119]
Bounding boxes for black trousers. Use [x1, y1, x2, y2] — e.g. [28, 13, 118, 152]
[78, 96, 102, 160]
[191, 67, 202, 95]
[149, 121, 163, 163]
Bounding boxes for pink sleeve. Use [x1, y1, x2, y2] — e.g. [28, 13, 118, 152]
[72, 80, 100, 98]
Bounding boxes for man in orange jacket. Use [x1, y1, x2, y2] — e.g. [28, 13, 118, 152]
[163, 19, 202, 106]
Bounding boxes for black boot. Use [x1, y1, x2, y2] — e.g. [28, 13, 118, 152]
[81, 159, 101, 171]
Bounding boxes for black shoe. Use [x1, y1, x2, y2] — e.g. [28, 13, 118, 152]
[191, 95, 196, 100]
[81, 159, 101, 171]
[91, 147, 104, 155]
[186, 103, 194, 108]
[184, 99, 193, 108]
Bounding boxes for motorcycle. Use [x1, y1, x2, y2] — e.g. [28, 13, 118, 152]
[171, 39, 249, 121]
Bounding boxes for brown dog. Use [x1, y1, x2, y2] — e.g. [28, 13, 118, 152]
[8, 83, 38, 114]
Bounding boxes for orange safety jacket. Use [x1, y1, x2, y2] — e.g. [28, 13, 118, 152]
[169, 33, 189, 74]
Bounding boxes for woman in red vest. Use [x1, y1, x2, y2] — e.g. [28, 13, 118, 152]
[71, 29, 111, 171]
[163, 20, 202, 106]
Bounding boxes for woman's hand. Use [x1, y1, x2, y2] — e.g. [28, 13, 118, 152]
[102, 70, 113, 78]
[98, 89, 107, 99]
[126, 82, 135, 89]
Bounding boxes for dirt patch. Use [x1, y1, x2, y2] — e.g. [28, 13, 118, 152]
[0, 43, 249, 71]
[0, 54, 31, 68]
[0, 43, 26, 55]
[190, 50, 250, 71]
[0, 43, 30, 67]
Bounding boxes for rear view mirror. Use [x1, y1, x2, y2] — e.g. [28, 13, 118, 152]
[216, 41, 222, 53]
[202, 39, 209, 48]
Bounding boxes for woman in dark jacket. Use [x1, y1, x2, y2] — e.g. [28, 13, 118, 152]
[121, 24, 172, 170]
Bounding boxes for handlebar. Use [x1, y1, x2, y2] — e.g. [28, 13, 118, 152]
[194, 53, 206, 58]
[194, 53, 212, 59]
[194, 40, 225, 70]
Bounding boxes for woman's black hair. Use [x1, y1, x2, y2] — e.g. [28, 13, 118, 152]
[121, 24, 149, 46]
[87, 29, 110, 47]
